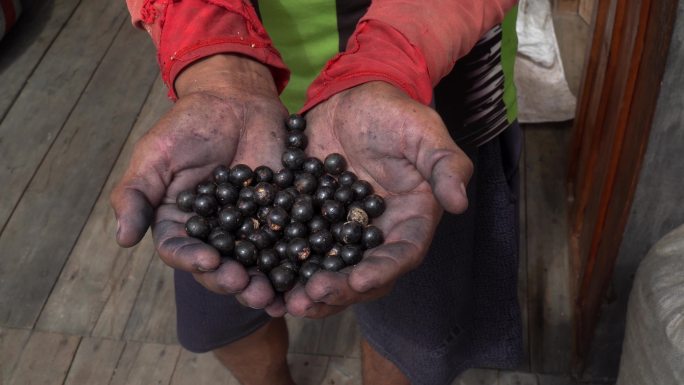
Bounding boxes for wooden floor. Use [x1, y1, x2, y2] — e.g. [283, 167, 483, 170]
[0, 1, 600, 384]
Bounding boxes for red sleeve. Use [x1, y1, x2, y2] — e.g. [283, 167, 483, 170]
[301, 0, 518, 113]
[125, 0, 289, 100]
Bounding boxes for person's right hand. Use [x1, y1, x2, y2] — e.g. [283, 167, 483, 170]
[110, 54, 287, 309]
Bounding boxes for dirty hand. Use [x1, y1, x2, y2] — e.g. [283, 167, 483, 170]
[111, 54, 286, 309]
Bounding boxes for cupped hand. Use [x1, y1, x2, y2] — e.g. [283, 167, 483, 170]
[278, 81, 473, 318]
[111, 55, 286, 309]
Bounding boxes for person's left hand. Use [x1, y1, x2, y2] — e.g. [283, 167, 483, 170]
[266, 81, 473, 318]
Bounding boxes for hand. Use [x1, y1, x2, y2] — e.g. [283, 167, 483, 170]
[277, 81, 473, 318]
[111, 55, 286, 309]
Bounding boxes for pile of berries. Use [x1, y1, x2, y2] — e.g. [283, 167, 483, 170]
[176, 114, 385, 293]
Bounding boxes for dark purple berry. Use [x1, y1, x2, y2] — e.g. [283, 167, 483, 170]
[294, 172, 317, 195]
[261, 227, 281, 243]
[254, 166, 274, 183]
[239, 186, 256, 201]
[351, 180, 373, 200]
[273, 190, 295, 211]
[270, 266, 297, 292]
[324, 153, 347, 175]
[285, 114, 306, 132]
[308, 254, 324, 265]
[299, 261, 321, 284]
[215, 183, 239, 206]
[338, 171, 357, 186]
[318, 174, 339, 190]
[291, 199, 314, 222]
[176, 190, 196, 212]
[302, 157, 324, 177]
[340, 244, 364, 265]
[331, 222, 344, 243]
[206, 216, 219, 229]
[209, 227, 229, 240]
[196, 181, 216, 196]
[218, 207, 242, 231]
[248, 229, 274, 250]
[284, 187, 300, 198]
[236, 198, 258, 216]
[287, 237, 311, 262]
[339, 221, 363, 244]
[210, 233, 235, 255]
[280, 260, 299, 271]
[286, 131, 308, 149]
[321, 200, 345, 222]
[309, 229, 334, 254]
[282, 148, 306, 170]
[273, 168, 294, 188]
[257, 249, 280, 273]
[362, 225, 384, 249]
[185, 216, 210, 239]
[346, 204, 369, 226]
[322, 255, 345, 272]
[234, 240, 257, 266]
[193, 194, 218, 217]
[313, 186, 335, 207]
[229, 164, 254, 187]
[213, 165, 230, 184]
[284, 222, 308, 240]
[257, 206, 272, 223]
[267, 206, 289, 231]
[236, 217, 259, 239]
[334, 186, 354, 206]
[254, 182, 276, 206]
[274, 241, 289, 259]
[363, 194, 386, 218]
[308, 215, 329, 233]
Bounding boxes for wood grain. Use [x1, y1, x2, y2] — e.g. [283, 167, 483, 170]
[37, 79, 169, 338]
[0, 23, 158, 329]
[316, 309, 360, 358]
[8, 331, 80, 385]
[109, 342, 181, 385]
[499, 371, 539, 385]
[286, 315, 323, 355]
[170, 350, 240, 385]
[319, 357, 361, 385]
[288, 353, 330, 385]
[453, 368, 499, 385]
[63, 337, 126, 385]
[0, 327, 31, 384]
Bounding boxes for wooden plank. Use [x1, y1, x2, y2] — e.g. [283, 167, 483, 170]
[123, 254, 177, 344]
[109, 342, 181, 385]
[453, 368, 499, 385]
[0, 23, 159, 329]
[8, 331, 80, 385]
[285, 315, 323, 355]
[63, 337, 126, 385]
[316, 308, 360, 358]
[525, 125, 573, 374]
[499, 371, 538, 385]
[170, 350, 240, 385]
[319, 357, 361, 385]
[579, 0, 596, 24]
[0, 0, 128, 229]
[553, 13, 592, 97]
[288, 353, 329, 385]
[0, 327, 31, 384]
[538, 374, 576, 385]
[36, 79, 169, 337]
[554, 0, 579, 13]
[0, 0, 82, 119]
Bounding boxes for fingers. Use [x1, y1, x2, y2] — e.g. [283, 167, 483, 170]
[235, 269, 276, 309]
[192, 260, 249, 294]
[111, 186, 155, 247]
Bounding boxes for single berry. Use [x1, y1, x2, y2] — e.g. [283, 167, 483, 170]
[267, 206, 289, 231]
[346, 204, 369, 226]
[270, 266, 297, 292]
[351, 180, 373, 200]
[340, 244, 364, 265]
[218, 207, 242, 231]
[274, 241, 289, 259]
[213, 165, 231, 184]
[196, 181, 216, 196]
[313, 186, 336, 207]
[215, 183, 239, 206]
[273, 190, 295, 211]
[318, 174, 339, 190]
[193, 194, 218, 217]
[322, 255, 345, 272]
[294, 172, 317, 195]
[338, 171, 357, 186]
[236, 217, 260, 239]
[176, 190, 196, 212]
[209, 227, 229, 240]
[321, 200, 345, 222]
[254, 166, 274, 183]
[239, 186, 256, 201]
[273, 168, 295, 188]
[248, 229, 274, 250]
[257, 249, 280, 273]
[284, 222, 308, 240]
[291, 199, 314, 222]
[284, 187, 300, 198]
[302, 158, 324, 177]
[234, 240, 257, 266]
[229, 164, 254, 187]
[331, 222, 344, 243]
[334, 186, 354, 206]
[254, 182, 276, 206]
[309, 229, 334, 254]
[363, 194, 386, 218]
[286, 131, 308, 149]
[299, 261, 321, 284]
[287, 237, 311, 262]
[206, 216, 219, 229]
[257, 206, 272, 223]
[280, 260, 299, 272]
[185, 216, 210, 239]
[324, 153, 347, 175]
[339, 221, 363, 244]
[282, 148, 306, 170]
[210, 233, 235, 255]
[261, 227, 281, 243]
[362, 226, 384, 249]
[285, 114, 306, 131]
[308, 215, 329, 234]
[236, 198, 258, 216]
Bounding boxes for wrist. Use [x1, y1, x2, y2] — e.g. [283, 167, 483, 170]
[175, 54, 278, 99]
